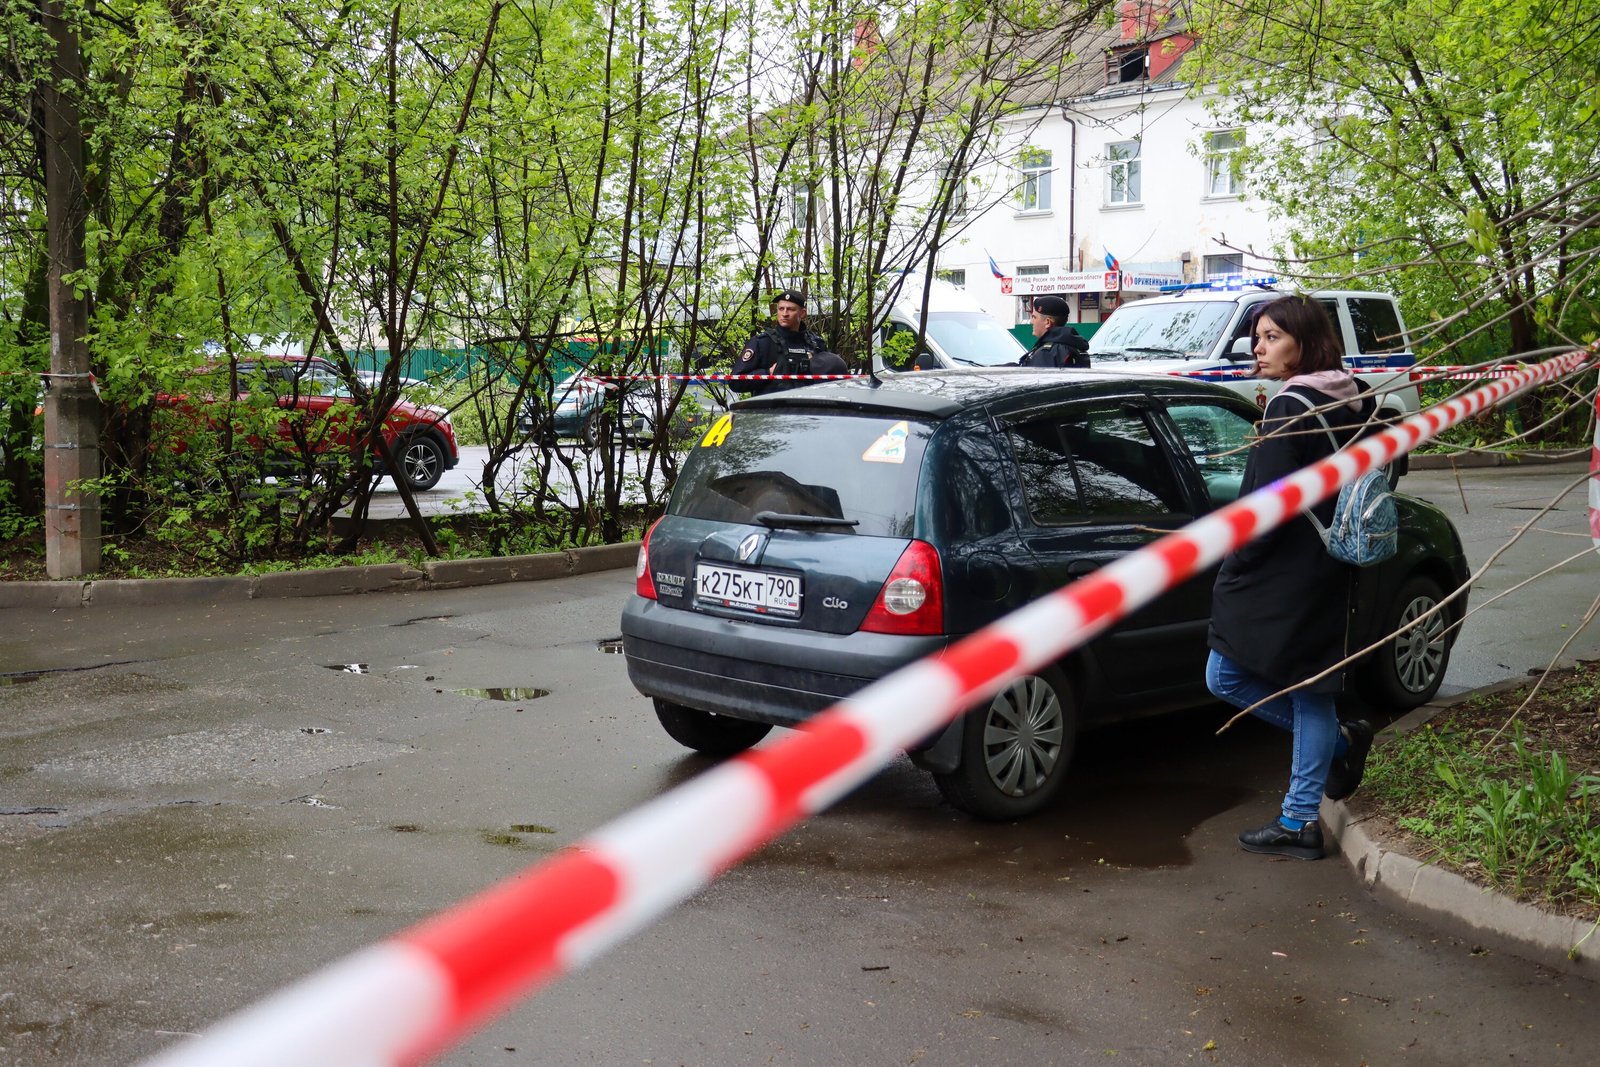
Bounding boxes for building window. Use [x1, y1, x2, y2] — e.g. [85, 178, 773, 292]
[1203, 253, 1244, 280]
[1018, 148, 1052, 213]
[1106, 141, 1141, 205]
[1113, 47, 1148, 85]
[1016, 265, 1049, 321]
[937, 268, 967, 287]
[1204, 130, 1244, 197]
[788, 184, 814, 231]
[945, 165, 968, 218]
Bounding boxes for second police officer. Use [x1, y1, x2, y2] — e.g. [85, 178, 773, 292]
[1020, 294, 1091, 368]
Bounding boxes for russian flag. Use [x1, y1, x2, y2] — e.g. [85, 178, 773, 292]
[1104, 247, 1119, 273]
[988, 253, 1005, 279]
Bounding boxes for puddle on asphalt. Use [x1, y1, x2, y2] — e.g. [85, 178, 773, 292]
[0, 674, 40, 687]
[481, 825, 558, 849]
[325, 663, 370, 674]
[452, 686, 551, 701]
[597, 638, 624, 654]
[289, 795, 339, 809]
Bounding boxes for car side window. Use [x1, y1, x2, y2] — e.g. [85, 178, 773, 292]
[1165, 401, 1256, 505]
[942, 436, 1011, 539]
[1348, 298, 1407, 354]
[1005, 406, 1186, 524]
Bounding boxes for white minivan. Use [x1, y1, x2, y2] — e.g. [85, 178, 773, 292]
[873, 276, 1027, 371]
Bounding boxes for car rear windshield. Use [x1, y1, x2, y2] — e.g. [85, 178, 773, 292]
[669, 410, 932, 537]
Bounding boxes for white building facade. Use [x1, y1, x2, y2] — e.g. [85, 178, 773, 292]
[935, 8, 1278, 329]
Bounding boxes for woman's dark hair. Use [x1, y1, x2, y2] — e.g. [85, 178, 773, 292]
[1255, 295, 1343, 374]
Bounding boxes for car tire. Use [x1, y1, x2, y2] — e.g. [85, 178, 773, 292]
[932, 668, 1076, 821]
[397, 433, 446, 492]
[654, 698, 771, 757]
[578, 410, 605, 449]
[1360, 573, 1453, 710]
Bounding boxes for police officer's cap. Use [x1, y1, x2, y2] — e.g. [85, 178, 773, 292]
[772, 289, 807, 308]
[1033, 295, 1071, 319]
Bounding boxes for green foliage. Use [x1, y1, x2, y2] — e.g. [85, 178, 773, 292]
[1188, 0, 1600, 437]
[1367, 720, 1600, 913]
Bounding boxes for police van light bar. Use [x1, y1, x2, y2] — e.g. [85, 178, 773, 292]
[1159, 275, 1279, 294]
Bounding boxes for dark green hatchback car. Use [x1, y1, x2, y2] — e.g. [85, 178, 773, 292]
[621, 369, 1469, 820]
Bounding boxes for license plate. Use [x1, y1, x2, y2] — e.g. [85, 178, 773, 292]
[694, 562, 802, 618]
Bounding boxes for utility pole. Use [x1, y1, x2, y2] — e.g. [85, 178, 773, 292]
[40, 0, 101, 577]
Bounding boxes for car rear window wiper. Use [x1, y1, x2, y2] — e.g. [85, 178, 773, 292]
[754, 510, 860, 529]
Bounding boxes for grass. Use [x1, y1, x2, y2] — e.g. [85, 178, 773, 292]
[1362, 660, 1600, 926]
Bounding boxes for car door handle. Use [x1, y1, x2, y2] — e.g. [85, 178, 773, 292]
[1066, 560, 1099, 577]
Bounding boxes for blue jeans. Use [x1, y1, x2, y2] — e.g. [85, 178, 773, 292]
[1206, 650, 1341, 823]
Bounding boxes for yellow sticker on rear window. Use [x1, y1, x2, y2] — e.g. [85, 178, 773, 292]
[862, 420, 909, 464]
[700, 413, 733, 448]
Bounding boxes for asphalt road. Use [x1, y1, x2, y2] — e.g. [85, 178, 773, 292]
[1, 461, 1597, 1065]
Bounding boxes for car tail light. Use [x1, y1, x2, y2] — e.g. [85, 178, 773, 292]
[635, 518, 662, 600]
[860, 540, 944, 636]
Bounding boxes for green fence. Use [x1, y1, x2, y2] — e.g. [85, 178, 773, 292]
[1009, 322, 1100, 349]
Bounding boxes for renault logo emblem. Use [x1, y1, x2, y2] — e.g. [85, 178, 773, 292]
[737, 533, 763, 562]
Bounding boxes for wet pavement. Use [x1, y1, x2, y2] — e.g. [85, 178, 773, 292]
[2, 461, 1598, 1064]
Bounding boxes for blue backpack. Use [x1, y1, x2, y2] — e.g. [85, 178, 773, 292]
[1279, 391, 1399, 567]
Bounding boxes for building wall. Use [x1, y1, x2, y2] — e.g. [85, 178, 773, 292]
[936, 76, 1279, 326]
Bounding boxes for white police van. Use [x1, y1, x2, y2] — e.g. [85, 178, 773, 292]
[872, 275, 1027, 370]
[1089, 279, 1422, 477]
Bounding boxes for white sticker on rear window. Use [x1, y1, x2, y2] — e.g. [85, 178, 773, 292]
[862, 420, 910, 464]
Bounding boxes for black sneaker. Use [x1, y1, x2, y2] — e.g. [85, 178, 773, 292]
[1238, 820, 1324, 860]
[1325, 720, 1375, 801]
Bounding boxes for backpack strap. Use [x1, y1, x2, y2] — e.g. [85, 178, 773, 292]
[1274, 390, 1342, 543]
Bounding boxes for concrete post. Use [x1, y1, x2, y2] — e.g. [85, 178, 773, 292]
[41, 0, 101, 577]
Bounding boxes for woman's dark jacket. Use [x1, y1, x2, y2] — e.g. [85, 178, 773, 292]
[1021, 324, 1090, 368]
[1207, 381, 1378, 692]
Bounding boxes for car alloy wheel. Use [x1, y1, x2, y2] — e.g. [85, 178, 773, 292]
[399, 434, 446, 491]
[1362, 574, 1452, 710]
[933, 668, 1076, 821]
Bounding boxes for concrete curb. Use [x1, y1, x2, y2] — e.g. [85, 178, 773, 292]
[1323, 681, 1599, 978]
[0, 542, 642, 608]
[1407, 450, 1586, 470]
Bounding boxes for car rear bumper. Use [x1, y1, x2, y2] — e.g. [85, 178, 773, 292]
[621, 596, 947, 729]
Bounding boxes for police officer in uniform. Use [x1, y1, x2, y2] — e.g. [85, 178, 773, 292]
[1021, 294, 1090, 368]
[730, 289, 846, 395]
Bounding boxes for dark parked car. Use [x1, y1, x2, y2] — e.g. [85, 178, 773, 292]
[621, 369, 1469, 820]
[518, 370, 728, 448]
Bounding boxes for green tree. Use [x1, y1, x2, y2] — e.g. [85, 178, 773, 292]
[1188, 0, 1600, 440]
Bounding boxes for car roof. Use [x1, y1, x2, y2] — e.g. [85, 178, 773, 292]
[731, 368, 1245, 421]
[1125, 287, 1396, 308]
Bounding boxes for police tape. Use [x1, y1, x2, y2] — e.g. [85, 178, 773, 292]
[1591, 387, 1600, 549]
[567, 366, 1529, 383]
[141, 347, 1595, 1067]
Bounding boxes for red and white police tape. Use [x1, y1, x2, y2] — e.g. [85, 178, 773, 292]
[1591, 384, 1600, 548]
[573, 365, 1527, 383]
[142, 347, 1595, 1067]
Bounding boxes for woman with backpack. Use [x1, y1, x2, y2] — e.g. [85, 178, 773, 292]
[1206, 294, 1377, 861]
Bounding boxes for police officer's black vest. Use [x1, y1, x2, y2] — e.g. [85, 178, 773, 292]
[764, 327, 824, 376]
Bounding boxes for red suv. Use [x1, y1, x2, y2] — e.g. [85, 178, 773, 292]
[158, 356, 459, 491]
